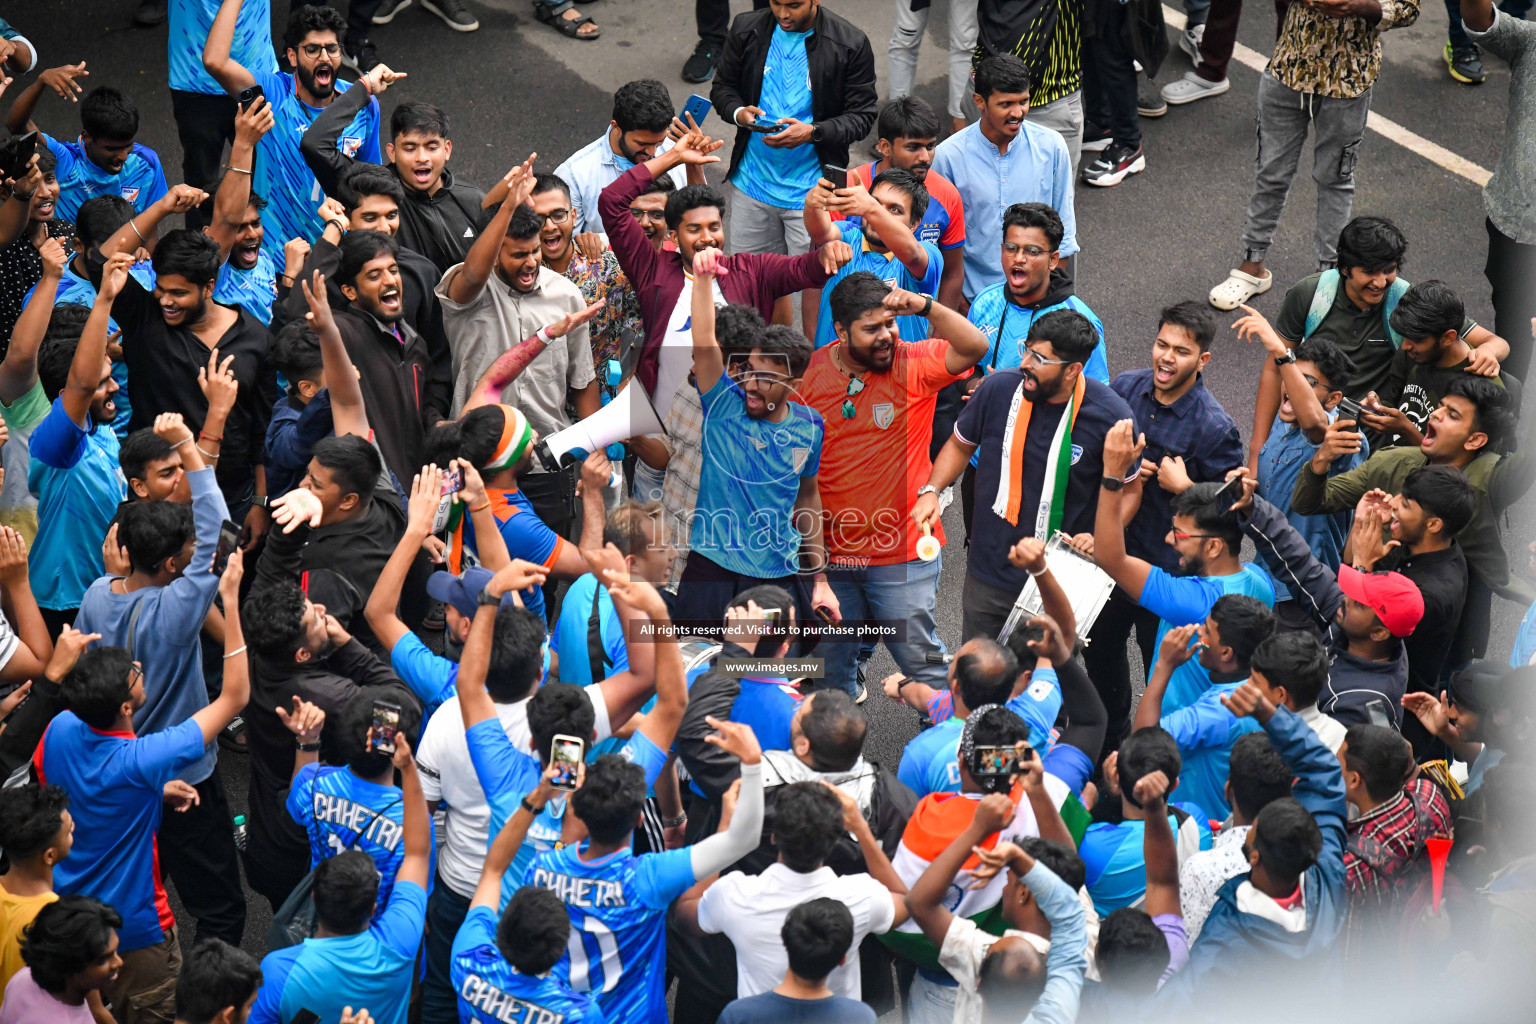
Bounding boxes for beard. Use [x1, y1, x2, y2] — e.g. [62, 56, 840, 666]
[296, 61, 336, 100]
[1177, 551, 1207, 577]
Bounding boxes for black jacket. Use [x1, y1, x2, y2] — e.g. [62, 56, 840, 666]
[711, 6, 878, 182]
[1320, 643, 1409, 730]
[300, 84, 489, 273]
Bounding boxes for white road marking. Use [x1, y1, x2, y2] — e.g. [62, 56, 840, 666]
[1161, 5, 1493, 187]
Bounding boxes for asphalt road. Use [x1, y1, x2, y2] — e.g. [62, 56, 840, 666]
[18, 0, 1532, 960]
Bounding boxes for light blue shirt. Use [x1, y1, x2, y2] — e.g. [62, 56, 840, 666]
[931, 121, 1078, 302]
[965, 285, 1108, 382]
[1140, 565, 1277, 714]
[1159, 680, 1264, 822]
[45, 136, 170, 225]
[214, 248, 279, 326]
[813, 223, 943, 349]
[1020, 862, 1089, 1024]
[554, 134, 686, 236]
[1255, 410, 1366, 602]
[27, 397, 126, 611]
[168, 0, 277, 95]
[731, 26, 822, 210]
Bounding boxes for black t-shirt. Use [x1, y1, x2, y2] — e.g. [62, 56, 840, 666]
[113, 277, 278, 507]
[1381, 541, 1468, 694]
[955, 370, 1134, 591]
[1382, 351, 1521, 444]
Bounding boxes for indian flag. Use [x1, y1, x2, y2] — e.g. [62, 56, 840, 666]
[881, 776, 1090, 972]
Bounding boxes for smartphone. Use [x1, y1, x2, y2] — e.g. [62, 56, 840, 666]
[212, 519, 242, 576]
[550, 734, 584, 791]
[289, 1012, 320, 1024]
[742, 118, 783, 133]
[368, 700, 402, 755]
[1336, 396, 1365, 424]
[1213, 475, 1244, 509]
[236, 84, 264, 112]
[972, 744, 1031, 778]
[1364, 698, 1395, 730]
[680, 93, 712, 127]
[0, 130, 37, 182]
[822, 164, 850, 188]
[440, 467, 463, 496]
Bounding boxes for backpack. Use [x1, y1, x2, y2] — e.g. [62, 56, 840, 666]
[1303, 269, 1411, 349]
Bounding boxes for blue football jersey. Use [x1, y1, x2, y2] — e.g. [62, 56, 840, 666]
[214, 248, 279, 325]
[250, 71, 380, 253]
[45, 137, 170, 224]
[451, 905, 607, 1024]
[169, 0, 278, 95]
[287, 764, 410, 920]
[527, 842, 696, 1024]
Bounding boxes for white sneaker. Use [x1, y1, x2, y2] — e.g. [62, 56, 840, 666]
[1162, 71, 1231, 105]
[1209, 268, 1273, 311]
[1180, 24, 1205, 66]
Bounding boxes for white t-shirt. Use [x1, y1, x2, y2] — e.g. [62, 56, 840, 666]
[415, 687, 611, 897]
[697, 863, 897, 1000]
[651, 274, 725, 423]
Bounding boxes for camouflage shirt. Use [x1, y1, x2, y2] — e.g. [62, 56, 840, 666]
[1267, 0, 1420, 99]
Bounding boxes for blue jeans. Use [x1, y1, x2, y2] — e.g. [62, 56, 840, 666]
[821, 556, 948, 698]
[420, 872, 472, 1024]
[1448, 0, 1531, 47]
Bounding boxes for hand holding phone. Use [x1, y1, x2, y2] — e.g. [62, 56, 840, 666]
[236, 84, 265, 112]
[213, 519, 242, 575]
[680, 93, 712, 128]
[550, 734, 584, 791]
[440, 467, 463, 496]
[368, 700, 402, 755]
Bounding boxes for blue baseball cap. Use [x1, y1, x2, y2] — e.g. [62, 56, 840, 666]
[426, 566, 496, 620]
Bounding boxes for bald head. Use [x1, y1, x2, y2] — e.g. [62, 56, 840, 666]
[977, 941, 1046, 1023]
[951, 637, 1020, 716]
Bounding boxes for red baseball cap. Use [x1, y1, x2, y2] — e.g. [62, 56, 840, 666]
[1337, 565, 1425, 638]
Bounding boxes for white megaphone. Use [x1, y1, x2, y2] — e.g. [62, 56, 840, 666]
[535, 385, 667, 472]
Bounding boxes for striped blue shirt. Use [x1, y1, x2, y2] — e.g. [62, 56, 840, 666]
[45, 136, 169, 224]
[169, 0, 278, 95]
[731, 26, 821, 209]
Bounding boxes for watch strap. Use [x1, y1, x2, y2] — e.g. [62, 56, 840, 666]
[1100, 476, 1125, 492]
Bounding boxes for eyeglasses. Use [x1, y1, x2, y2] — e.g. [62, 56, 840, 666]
[300, 43, 343, 58]
[629, 208, 667, 223]
[128, 663, 144, 688]
[544, 208, 571, 225]
[1002, 242, 1051, 260]
[841, 376, 865, 419]
[1302, 374, 1321, 389]
[1018, 345, 1071, 368]
[1170, 531, 1217, 541]
[727, 353, 791, 384]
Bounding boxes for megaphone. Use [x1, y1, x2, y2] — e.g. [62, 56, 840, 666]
[535, 384, 667, 472]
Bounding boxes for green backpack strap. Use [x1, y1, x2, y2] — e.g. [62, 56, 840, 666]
[1304, 269, 1412, 348]
[1381, 277, 1410, 348]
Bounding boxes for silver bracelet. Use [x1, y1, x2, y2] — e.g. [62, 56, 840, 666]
[196, 445, 219, 459]
[171, 437, 193, 449]
[1027, 566, 1048, 578]
[222, 644, 247, 660]
[229, 166, 252, 175]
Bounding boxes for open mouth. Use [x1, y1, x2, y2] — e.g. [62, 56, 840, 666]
[744, 390, 766, 414]
[379, 286, 401, 311]
[1422, 421, 1439, 448]
[541, 231, 565, 257]
[101, 396, 116, 418]
[1389, 517, 1402, 537]
[1153, 363, 1177, 386]
[1003, 116, 1023, 129]
[410, 164, 433, 187]
[235, 241, 262, 267]
[161, 305, 184, 322]
[314, 64, 334, 87]
[1006, 267, 1030, 289]
[1279, 395, 1294, 418]
[33, 198, 54, 217]
[515, 266, 538, 289]
[1021, 369, 1039, 392]
[872, 342, 893, 360]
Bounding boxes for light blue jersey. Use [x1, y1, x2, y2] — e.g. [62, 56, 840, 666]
[1158, 681, 1263, 822]
[27, 398, 126, 611]
[731, 26, 820, 209]
[1140, 565, 1276, 713]
[551, 573, 629, 688]
[287, 763, 411, 921]
[169, 0, 278, 95]
[45, 137, 169, 225]
[1080, 808, 1212, 915]
[903, 667, 1065, 798]
[215, 248, 278, 325]
[1513, 599, 1536, 668]
[250, 71, 380, 253]
[451, 905, 607, 1024]
[965, 284, 1109, 383]
[813, 224, 943, 350]
[527, 841, 697, 1024]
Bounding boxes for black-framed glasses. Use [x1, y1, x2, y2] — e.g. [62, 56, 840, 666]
[128, 663, 144, 688]
[727, 353, 790, 384]
[841, 376, 865, 418]
[629, 208, 667, 223]
[1302, 374, 1323, 389]
[1002, 242, 1051, 260]
[544, 208, 571, 225]
[300, 42, 342, 58]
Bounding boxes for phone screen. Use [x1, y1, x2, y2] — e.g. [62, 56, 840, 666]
[440, 468, 463, 496]
[550, 735, 584, 791]
[972, 744, 1028, 778]
[368, 701, 402, 755]
[213, 519, 241, 575]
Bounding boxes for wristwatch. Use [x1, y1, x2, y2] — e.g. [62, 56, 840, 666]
[297, 739, 320, 752]
[916, 484, 940, 499]
[1100, 476, 1125, 492]
[477, 586, 503, 607]
[1273, 350, 1298, 367]
[810, 123, 824, 144]
[250, 495, 270, 510]
[919, 294, 934, 318]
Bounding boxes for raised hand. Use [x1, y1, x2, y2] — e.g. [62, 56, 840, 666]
[102, 522, 131, 577]
[271, 487, 325, 533]
[1008, 536, 1048, 574]
[544, 299, 606, 340]
[96, 251, 138, 302]
[603, 567, 670, 620]
[218, 548, 244, 597]
[574, 233, 606, 263]
[407, 465, 445, 534]
[158, 183, 210, 216]
[199, 349, 239, 424]
[1103, 419, 1146, 480]
[1156, 455, 1194, 495]
[702, 715, 763, 766]
[672, 130, 725, 165]
[1232, 304, 1290, 358]
[1133, 769, 1170, 811]
[1158, 622, 1199, 669]
[1220, 678, 1275, 722]
[45, 625, 100, 682]
[361, 63, 407, 95]
[817, 240, 854, 276]
[152, 412, 194, 446]
[276, 695, 326, 744]
[488, 558, 549, 599]
[1311, 417, 1364, 472]
[301, 270, 337, 334]
[0, 526, 27, 587]
[38, 62, 89, 102]
[233, 95, 275, 145]
[37, 236, 67, 278]
[970, 792, 1015, 837]
[454, 458, 489, 510]
[691, 247, 727, 278]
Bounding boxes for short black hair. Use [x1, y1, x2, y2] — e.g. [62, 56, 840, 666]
[119, 428, 176, 487]
[1335, 216, 1407, 277]
[782, 898, 854, 982]
[532, 172, 571, 201]
[637, 174, 677, 199]
[715, 303, 766, 356]
[1117, 726, 1182, 801]
[1294, 336, 1357, 393]
[1250, 631, 1330, 708]
[62, 647, 136, 730]
[828, 271, 891, 334]
[338, 162, 406, 213]
[800, 690, 865, 772]
[0, 783, 70, 861]
[1227, 732, 1291, 821]
[1444, 375, 1515, 452]
[487, 606, 549, 703]
[611, 79, 674, 134]
[870, 167, 930, 224]
[664, 183, 725, 233]
[271, 320, 325, 387]
[337, 229, 399, 290]
[20, 895, 122, 995]
[74, 195, 135, 248]
[571, 753, 646, 845]
[1343, 724, 1414, 802]
[118, 499, 195, 575]
[312, 849, 380, 934]
[1096, 908, 1170, 994]
[1019, 837, 1086, 891]
[80, 86, 138, 141]
[756, 324, 813, 379]
[1002, 202, 1064, 253]
[1251, 797, 1323, 884]
[389, 100, 450, 141]
[36, 304, 93, 401]
[335, 685, 420, 777]
[449, 403, 515, 471]
[528, 683, 596, 763]
[967, 706, 1031, 795]
[1158, 300, 1217, 352]
[507, 204, 547, 241]
[498, 886, 570, 974]
[1389, 279, 1464, 342]
[311, 434, 382, 503]
[152, 229, 222, 288]
[36, 146, 56, 177]
[1170, 481, 1242, 554]
[1027, 309, 1098, 366]
[954, 638, 1019, 712]
[977, 943, 1045, 1019]
[286, 3, 348, 49]
[1401, 464, 1476, 537]
[876, 96, 941, 142]
[244, 581, 310, 660]
[175, 939, 263, 1024]
[1208, 594, 1276, 673]
[974, 53, 1031, 99]
[771, 782, 844, 872]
